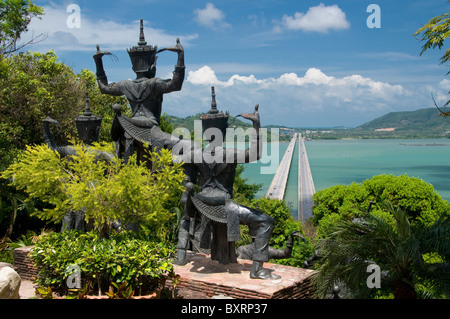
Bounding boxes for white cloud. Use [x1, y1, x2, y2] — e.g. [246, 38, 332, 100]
[170, 65, 417, 127]
[187, 66, 263, 86]
[187, 66, 220, 85]
[276, 3, 350, 33]
[194, 3, 231, 30]
[278, 68, 334, 86]
[187, 66, 403, 102]
[20, 4, 198, 52]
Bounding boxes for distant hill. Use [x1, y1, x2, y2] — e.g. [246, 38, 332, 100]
[356, 107, 450, 136]
[162, 112, 295, 142]
[163, 113, 252, 132]
[164, 107, 450, 141]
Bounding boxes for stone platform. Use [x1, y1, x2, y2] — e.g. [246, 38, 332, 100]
[173, 252, 315, 299]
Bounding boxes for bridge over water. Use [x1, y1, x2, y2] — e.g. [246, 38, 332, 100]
[266, 133, 315, 221]
[266, 133, 297, 201]
[298, 133, 315, 221]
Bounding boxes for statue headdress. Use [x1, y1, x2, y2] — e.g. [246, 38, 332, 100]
[127, 19, 158, 74]
[201, 86, 229, 141]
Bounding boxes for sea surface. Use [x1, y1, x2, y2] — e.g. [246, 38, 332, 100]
[241, 139, 450, 219]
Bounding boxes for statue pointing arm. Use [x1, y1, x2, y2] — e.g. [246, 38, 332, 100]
[227, 104, 262, 164]
[155, 38, 185, 93]
[93, 45, 122, 96]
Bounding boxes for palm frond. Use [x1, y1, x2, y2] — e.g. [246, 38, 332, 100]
[312, 201, 450, 299]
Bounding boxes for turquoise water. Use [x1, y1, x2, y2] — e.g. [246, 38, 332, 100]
[241, 139, 450, 219]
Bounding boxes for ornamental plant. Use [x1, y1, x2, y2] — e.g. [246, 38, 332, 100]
[312, 174, 450, 238]
[1, 140, 186, 238]
[29, 230, 176, 297]
[312, 203, 450, 299]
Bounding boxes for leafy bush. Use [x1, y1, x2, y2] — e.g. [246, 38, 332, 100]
[312, 204, 450, 299]
[312, 174, 450, 237]
[30, 230, 175, 297]
[2, 141, 185, 238]
[0, 50, 126, 240]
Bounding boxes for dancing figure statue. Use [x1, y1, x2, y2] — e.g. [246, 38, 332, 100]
[93, 19, 192, 164]
[174, 87, 279, 280]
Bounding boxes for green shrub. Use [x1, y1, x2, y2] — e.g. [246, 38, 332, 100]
[30, 230, 175, 297]
[312, 174, 450, 237]
[2, 141, 185, 239]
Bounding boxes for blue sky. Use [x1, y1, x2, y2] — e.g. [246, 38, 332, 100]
[22, 0, 449, 127]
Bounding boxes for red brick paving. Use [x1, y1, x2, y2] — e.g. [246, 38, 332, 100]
[173, 252, 314, 299]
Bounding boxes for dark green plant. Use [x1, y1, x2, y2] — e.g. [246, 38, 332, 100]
[105, 281, 135, 299]
[312, 174, 450, 238]
[0, 229, 38, 262]
[30, 231, 176, 297]
[312, 203, 450, 299]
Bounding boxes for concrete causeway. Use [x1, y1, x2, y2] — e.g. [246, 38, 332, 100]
[266, 133, 297, 200]
[298, 133, 315, 221]
[265, 132, 315, 221]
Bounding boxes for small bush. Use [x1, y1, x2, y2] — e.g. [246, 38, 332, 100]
[30, 231, 175, 297]
[312, 174, 450, 237]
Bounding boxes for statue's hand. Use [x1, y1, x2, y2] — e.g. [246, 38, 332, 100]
[93, 44, 104, 60]
[93, 44, 117, 61]
[156, 38, 184, 54]
[175, 37, 184, 54]
[235, 104, 260, 123]
[112, 103, 122, 114]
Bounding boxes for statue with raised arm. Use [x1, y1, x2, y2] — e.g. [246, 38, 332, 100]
[93, 19, 189, 164]
[174, 87, 279, 280]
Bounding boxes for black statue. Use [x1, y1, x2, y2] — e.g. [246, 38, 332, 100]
[42, 116, 114, 163]
[236, 231, 305, 261]
[174, 88, 279, 280]
[42, 116, 114, 233]
[93, 19, 192, 165]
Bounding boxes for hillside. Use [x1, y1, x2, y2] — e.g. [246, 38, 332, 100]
[164, 107, 450, 141]
[163, 113, 252, 133]
[301, 107, 450, 140]
[355, 107, 450, 137]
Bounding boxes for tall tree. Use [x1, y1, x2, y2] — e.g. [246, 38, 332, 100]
[0, 0, 44, 57]
[0, 52, 126, 240]
[414, 7, 450, 106]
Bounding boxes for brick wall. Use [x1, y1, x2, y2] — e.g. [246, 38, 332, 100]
[13, 246, 38, 281]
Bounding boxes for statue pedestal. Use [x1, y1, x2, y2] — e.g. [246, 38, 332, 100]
[173, 252, 315, 299]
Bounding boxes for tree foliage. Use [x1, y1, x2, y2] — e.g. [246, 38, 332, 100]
[0, 0, 43, 56]
[414, 8, 450, 105]
[312, 174, 450, 238]
[0, 51, 126, 239]
[1, 141, 186, 238]
[0, 0, 44, 77]
[0, 51, 125, 151]
[414, 10, 450, 67]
